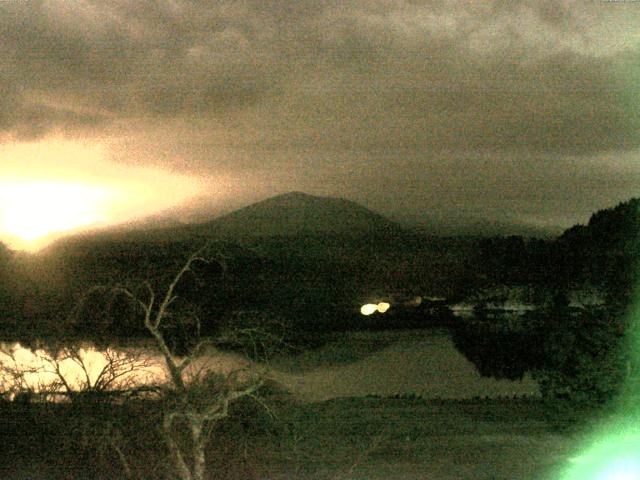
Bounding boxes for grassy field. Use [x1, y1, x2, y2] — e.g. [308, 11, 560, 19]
[0, 395, 584, 480]
[253, 396, 578, 480]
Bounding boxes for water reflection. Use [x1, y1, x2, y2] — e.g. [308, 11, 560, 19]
[1, 330, 540, 403]
[0, 342, 255, 401]
[0, 343, 165, 400]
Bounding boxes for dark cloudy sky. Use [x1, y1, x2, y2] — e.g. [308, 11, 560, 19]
[2, 0, 639, 231]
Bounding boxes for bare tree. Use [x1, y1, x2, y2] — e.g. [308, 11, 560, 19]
[0, 247, 273, 480]
[115, 248, 267, 480]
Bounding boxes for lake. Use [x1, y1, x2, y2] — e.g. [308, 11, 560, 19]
[0, 328, 538, 402]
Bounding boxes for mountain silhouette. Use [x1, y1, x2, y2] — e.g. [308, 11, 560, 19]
[194, 191, 400, 238]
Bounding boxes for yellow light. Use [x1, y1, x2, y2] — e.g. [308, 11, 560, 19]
[0, 138, 206, 250]
[360, 304, 378, 315]
[377, 302, 391, 313]
[0, 179, 112, 247]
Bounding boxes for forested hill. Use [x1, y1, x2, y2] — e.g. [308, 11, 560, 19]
[560, 198, 640, 253]
[556, 197, 640, 301]
[474, 197, 640, 304]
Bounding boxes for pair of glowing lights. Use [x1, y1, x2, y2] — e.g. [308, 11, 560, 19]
[360, 302, 391, 315]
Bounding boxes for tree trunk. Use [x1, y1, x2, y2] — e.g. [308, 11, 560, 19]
[163, 414, 193, 480]
[191, 418, 207, 480]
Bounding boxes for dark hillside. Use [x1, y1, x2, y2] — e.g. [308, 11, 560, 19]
[470, 197, 640, 303]
[557, 198, 640, 292]
[193, 191, 401, 238]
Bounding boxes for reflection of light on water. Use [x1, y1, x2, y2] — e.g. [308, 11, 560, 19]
[0, 342, 254, 400]
[0, 343, 165, 398]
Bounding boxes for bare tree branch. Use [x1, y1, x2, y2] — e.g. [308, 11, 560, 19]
[153, 248, 209, 330]
[1, 245, 270, 480]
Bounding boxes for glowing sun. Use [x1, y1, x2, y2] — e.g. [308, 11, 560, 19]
[0, 179, 112, 247]
[0, 139, 206, 251]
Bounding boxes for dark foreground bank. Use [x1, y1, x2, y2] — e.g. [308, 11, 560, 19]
[0, 395, 582, 480]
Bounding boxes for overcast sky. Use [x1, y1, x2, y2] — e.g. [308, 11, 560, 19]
[1, 0, 639, 231]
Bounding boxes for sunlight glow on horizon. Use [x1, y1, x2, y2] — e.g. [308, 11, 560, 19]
[0, 139, 207, 251]
[0, 179, 112, 246]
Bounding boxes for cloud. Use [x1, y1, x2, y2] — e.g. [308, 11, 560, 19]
[1, 0, 639, 229]
[1, 0, 638, 153]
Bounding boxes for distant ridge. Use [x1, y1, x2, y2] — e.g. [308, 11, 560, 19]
[195, 191, 400, 238]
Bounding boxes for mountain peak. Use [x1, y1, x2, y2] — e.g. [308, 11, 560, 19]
[275, 191, 309, 199]
[257, 191, 320, 205]
[202, 192, 399, 238]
